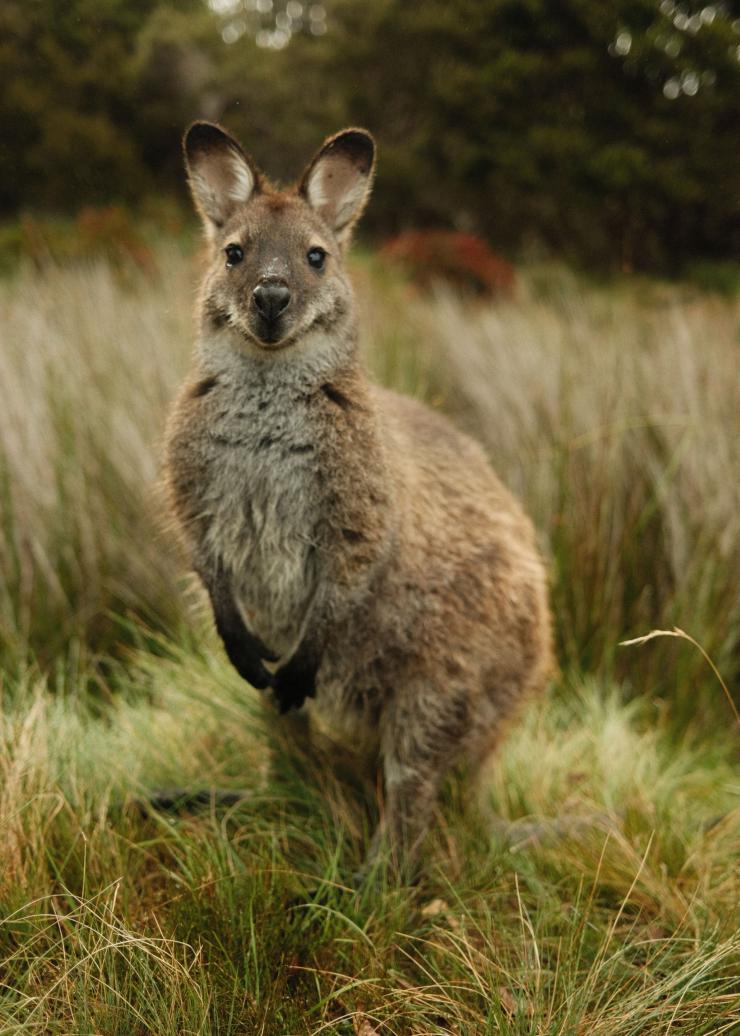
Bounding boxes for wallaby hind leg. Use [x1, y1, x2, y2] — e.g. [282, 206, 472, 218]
[364, 762, 445, 881]
[363, 685, 472, 878]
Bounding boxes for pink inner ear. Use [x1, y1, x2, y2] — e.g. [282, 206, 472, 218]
[307, 153, 368, 231]
[197, 150, 253, 202]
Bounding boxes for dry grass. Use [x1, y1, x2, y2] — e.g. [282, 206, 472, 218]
[0, 248, 738, 1033]
[0, 249, 192, 672]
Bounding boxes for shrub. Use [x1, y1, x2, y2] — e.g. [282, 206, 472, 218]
[380, 230, 516, 297]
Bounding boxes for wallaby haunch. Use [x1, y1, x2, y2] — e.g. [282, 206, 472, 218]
[163, 121, 553, 872]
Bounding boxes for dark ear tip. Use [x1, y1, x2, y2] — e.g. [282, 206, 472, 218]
[326, 128, 376, 174]
[183, 121, 235, 158]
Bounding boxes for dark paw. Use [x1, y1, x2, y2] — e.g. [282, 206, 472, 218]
[222, 636, 274, 690]
[203, 569, 278, 690]
[272, 659, 316, 713]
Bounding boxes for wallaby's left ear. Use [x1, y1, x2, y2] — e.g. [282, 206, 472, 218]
[184, 121, 261, 234]
[299, 129, 375, 247]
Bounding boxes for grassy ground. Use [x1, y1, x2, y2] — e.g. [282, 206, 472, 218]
[0, 249, 738, 1034]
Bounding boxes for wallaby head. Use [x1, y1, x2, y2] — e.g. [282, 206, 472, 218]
[184, 122, 375, 353]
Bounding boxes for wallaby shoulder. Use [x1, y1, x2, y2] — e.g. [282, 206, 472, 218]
[371, 385, 538, 550]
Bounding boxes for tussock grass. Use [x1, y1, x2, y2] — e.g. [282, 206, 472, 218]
[1, 652, 737, 1033]
[1, 249, 738, 1032]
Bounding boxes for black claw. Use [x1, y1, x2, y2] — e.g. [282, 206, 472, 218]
[272, 651, 318, 712]
[222, 636, 274, 689]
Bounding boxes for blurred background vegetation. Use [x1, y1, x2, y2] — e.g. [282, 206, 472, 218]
[1, 0, 739, 276]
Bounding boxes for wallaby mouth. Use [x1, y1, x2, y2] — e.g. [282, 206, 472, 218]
[253, 314, 288, 346]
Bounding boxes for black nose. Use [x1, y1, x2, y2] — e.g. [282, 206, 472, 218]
[252, 279, 291, 322]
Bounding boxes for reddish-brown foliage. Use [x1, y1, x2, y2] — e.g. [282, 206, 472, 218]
[12, 207, 157, 274]
[380, 230, 516, 297]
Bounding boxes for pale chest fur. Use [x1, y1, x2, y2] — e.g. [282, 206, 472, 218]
[176, 364, 326, 660]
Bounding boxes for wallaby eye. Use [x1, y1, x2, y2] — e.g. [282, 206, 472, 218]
[307, 247, 327, 270]
[225, 244, 244, 267]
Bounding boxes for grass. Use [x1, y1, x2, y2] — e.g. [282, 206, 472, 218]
[0, 247, 738, 1033]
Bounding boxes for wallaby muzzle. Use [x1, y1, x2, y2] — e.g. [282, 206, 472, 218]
[252, 277, 291, 342]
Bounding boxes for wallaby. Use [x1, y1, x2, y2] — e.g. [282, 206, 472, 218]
[163, 121, 553, 873]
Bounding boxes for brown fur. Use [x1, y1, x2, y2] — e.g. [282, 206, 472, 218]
[163, 122, 553, 872]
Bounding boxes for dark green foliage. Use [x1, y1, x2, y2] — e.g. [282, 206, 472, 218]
[1, 0, 739, 272]
[318, 0, 740, 271]
[0, 0, 158, 208]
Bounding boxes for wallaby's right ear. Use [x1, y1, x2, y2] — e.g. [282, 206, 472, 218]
[183, 122, 260, 232]
[299, 129, 375, 247]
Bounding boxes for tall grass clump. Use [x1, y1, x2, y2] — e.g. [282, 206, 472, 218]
[0, 249, 193, 675]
